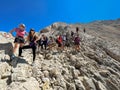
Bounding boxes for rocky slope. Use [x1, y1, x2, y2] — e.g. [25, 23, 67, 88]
[40, 19, 120, 44]
[0, 19, 120, 90]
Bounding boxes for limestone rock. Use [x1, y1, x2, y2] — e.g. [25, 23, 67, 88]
[40, 78, 53, 90]
[83, 76, 96, 90]
[99, 70, 110, 78]
[11, 64, 32, 82]
[96, 81, 107, 90]
[66, 82, 76, 90]
[75, 79, 85, 90]
[0, 79, 7, 90]
[7, 77, 40, 90]
[0, 62, 11, 79]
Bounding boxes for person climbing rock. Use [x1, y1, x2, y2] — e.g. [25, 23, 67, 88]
[41, 34, 48, 50]
[19, 28, 38, 65]
[9, 24, 27, 60]
[74, 34, 81, 51]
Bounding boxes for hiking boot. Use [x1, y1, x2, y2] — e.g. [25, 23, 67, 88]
[10, 54, 15, 60]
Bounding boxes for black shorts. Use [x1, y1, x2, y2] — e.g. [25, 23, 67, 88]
[14, 36, 25, 43]
[75, 42, 80, 45]
[37, 40, 42, 46]
[58, 42, 62, 47]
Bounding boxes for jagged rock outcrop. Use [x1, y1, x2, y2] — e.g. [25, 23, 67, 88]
[0, 20, 120, 90]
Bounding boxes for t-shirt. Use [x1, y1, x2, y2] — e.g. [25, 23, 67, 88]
[57, 36, 62, 43]
[14, 28, 26, 37]
[62, 35, 66, 41]
[74, 36, 80, 43]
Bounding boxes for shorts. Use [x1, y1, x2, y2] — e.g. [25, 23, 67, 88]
[14, 36, 25, 43]
[58, 42, 62, 47]
[75, 42, 80, 45]
[63, 40, 66, 46]
[37, 40, 42, 46]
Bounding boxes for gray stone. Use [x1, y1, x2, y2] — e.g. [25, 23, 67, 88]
[0, 62, 11, 79]
[11, 64, 32, 82]
[105, 79, 119, 90]
[72, 69, 80, 79]
[99, 70, 110, 77]
[43, 70, 49, 77]
[66, 82, 76, 90]
[96, 81, 107, 90]
[75, 79, 85, 90]
[83, 77, 96, 90]
[0, 79, 7, 90]
[7, 77, 40, 90]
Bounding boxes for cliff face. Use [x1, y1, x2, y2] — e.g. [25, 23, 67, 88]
[0, 20, 120, 90]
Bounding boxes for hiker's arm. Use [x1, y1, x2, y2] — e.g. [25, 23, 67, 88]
[34, 36, 39, 43]
[25, 31, 28, 36]
[25, 36, 30, 42]
[9, 29, 15, 37]
[24, 36, 29, 44]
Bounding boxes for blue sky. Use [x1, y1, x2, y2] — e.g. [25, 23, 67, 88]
[0, 0, 120, 32]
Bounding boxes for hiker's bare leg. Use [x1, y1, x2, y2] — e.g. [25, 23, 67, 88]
[20, 43, 24, 47]
[78, 45, 80, 51]
[38, 46, 41, 51]
[62, 45, 64, 51]
[76, 45, 79, 51]
[75, 45, 78, 51]
[13, 43, 19, 55]
[74, 45, 76, 51]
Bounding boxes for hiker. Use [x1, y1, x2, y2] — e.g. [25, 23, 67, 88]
[83, 28, 86, 33]
[41, 34, 48, 50]
[74, 34, 81, 51]
[37, 36, 43, 51]
[19, 28, 38, 64]
[9, 24, 27, 59]
[56, 34, 63, 52]
[66, 31, 71, 47]
[61, 34, 66, 50]
[71, 31, 74, 37]
[76, 27, 79, 34]
[47, 36, 56, 51]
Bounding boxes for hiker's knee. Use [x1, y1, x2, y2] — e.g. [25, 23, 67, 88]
[14, 43, 19, 48]
[20, 43, 24, 47]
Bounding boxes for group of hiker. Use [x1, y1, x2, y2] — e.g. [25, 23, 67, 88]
[9, 24, 84, 65]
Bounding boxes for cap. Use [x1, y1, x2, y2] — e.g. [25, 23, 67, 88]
[30, 28, 35, 31]
[19, 24, 25, 28]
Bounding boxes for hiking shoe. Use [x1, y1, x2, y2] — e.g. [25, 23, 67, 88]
[19, 55, 24, 57]
[31, 61, 35, 66]
[10, 54, 15, 60]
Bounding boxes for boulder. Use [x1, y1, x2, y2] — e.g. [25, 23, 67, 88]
[0, 62, 11, 79]
[7, 77, 40, 90]
[11, 64, 32, 82]
[75, 79, 86, 90]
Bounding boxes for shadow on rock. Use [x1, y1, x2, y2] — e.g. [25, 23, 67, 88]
[9, 57, 29, 68]
[0, 42, 13, 56]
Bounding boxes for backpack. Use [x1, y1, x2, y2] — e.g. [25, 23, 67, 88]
[56, 36, 62, 44]
[62, 35, 66, 41]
